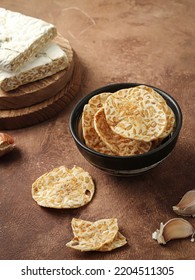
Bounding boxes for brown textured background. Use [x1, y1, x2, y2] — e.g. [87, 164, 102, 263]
[0, 0, 195, 260]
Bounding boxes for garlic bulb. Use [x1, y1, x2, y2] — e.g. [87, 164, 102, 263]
[0, 132, 15, 157]
[173, 190, 195, 217]
[152, 218, 195, 245]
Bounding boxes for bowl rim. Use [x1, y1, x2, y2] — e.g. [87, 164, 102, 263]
[69, 82, 183, 159]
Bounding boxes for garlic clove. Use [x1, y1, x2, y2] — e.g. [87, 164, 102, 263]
[0, 132, 15, 157]
[152, 218, 195, 245]
[173, 190, 195, 217]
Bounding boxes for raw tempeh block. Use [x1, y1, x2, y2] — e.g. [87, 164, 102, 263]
[0, 8, 57, 72]
[0, 43, 69, 91]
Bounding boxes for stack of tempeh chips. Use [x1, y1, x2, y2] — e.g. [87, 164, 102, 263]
[82, 85, 176, 156]
[0, 8, 74, 102]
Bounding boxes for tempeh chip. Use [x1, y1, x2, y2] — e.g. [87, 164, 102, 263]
[94, 107, 151, 156]
[104, 87, 167, 142]
[97, 231, 127, 251]
[66, 218, 127, 252]
[82, 92, 115, 155]
[131, 85, 175, 139]
[32, 165, 95, 208]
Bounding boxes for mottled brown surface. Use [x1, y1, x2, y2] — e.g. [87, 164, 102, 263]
[0, 0, 195, 260]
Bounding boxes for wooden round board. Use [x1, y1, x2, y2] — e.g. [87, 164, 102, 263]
[0, 60, 81, 130]
[0, 38, 74, 110]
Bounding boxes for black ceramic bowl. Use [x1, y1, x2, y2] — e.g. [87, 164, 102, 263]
[69, 83, 182, 176]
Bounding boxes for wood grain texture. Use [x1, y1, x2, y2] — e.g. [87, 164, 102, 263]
[0, 60, 81, 129]
[0, 37, 74, 109]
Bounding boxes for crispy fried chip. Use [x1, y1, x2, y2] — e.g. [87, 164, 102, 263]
[150, 107, 175, 150]
[133, 85, 167, 106]
[94, 107, 151, 156]
[132, 85, 175, 139]
[66, 218, 119, 251]
[32, 165, 95, 208]
[160, 105, 175, 139]
[98, 231, 127, 251]
[82, 92, 115, 155]
[104, 87, 167, 142]
[88, 92, 112, 107]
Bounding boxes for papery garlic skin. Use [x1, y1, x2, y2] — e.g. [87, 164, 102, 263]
[152, 223, 166, 244]
[173, 190, 195, 217]
[0, 132, 15, 157]
[152, 218, 195, 245]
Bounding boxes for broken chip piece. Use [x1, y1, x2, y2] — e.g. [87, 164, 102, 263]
[66, 218, 127, 252]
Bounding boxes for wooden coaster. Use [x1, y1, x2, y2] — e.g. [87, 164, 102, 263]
[0, 60, 81, 130]
[0, 37, 74, 110]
